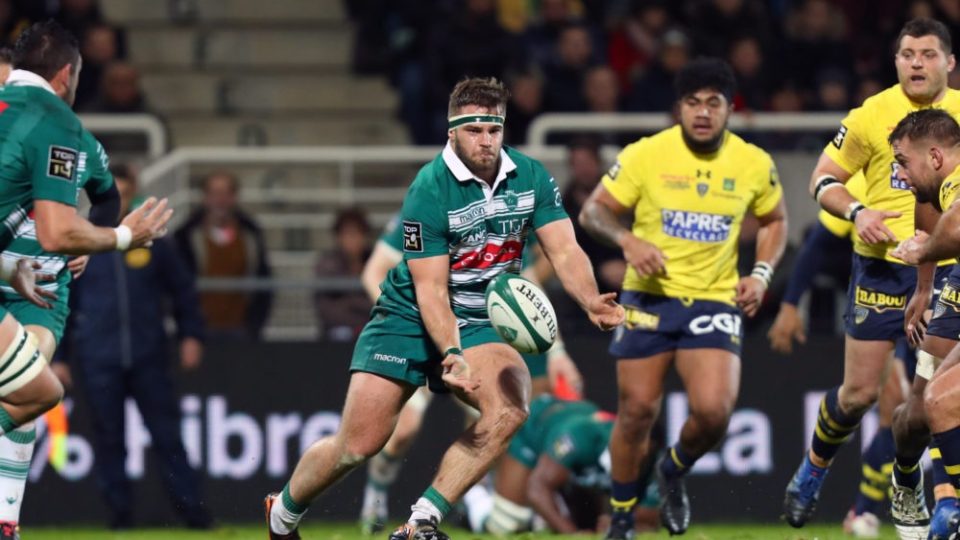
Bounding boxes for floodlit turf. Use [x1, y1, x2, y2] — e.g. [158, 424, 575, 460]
[23, 523, 903, 539]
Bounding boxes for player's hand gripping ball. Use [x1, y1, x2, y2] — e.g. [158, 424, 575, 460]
[485, 274, 557, 354]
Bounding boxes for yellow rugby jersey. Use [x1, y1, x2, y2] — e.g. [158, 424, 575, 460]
[818, 172, 866, 240]
[824, 84, 960, 262]
[938, 164, 960, 213]
[602, 125, 782, 305]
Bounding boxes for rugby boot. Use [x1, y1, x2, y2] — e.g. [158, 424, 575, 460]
[889, 471, 929, 540]
[264, 493, 301, 540]
[657, 455, 691, 535]
[929, 498, 959, 540]
[783, 454, 829, 528]
[603, 510, 635, 540]
[387, 518, 450, 540]
[0, 522, 17, 540]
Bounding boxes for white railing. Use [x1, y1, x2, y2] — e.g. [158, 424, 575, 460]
[78, 113, 168, 160]
[525, 112, 845, 147]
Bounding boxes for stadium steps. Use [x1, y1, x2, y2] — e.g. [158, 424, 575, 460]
[103, 1, 408, 147]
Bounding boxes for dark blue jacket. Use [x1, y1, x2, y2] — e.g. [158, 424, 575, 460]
[62, 238, 205, 368]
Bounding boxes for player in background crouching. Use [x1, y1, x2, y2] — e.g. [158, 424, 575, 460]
[265, 76, 623, 540]
[580, 58, 787, 537]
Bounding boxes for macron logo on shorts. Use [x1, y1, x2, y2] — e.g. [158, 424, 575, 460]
[661, 209, 732, 243]
[373, 353, 407, 365]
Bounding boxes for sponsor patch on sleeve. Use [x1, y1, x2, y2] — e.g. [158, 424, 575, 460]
[607, 161, 621, 180]
[47, 145, 78, 181]
[832, 125, 847, 149]
[402, 221, 423, 252]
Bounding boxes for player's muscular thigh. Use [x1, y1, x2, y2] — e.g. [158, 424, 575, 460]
[839, 337, 893, 414]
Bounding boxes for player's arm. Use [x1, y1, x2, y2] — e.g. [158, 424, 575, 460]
[525, 455, 578, 533]
[407, 255, 477, 393]
[896, 202, 960, 264]
[905, 201, 941, 344]
[535, 218, 623, 331]
[812, 155, 898, 244]
[360, 241, 401, 302]
[580, 184, 666, 277]
[769, 222, 848, 354]
[737, 193, 788, 317]
[34, 198, 170, 255]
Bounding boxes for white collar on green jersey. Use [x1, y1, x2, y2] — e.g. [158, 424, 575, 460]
[442, 142, 516, 184]
[5, 70, 55, 94]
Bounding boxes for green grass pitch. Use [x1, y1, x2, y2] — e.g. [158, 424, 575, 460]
[22, 523, 902, 539]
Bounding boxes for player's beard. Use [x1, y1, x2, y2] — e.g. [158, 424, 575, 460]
[452, 137, 499, 180]
[680, 124, 726, 154]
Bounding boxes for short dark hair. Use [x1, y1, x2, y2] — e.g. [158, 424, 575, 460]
[896, 17, 953, 54]
[674, 57, 737, 102]
[0, 47, 13, 65]
[888, 109, 960, 148]
[567, 137, 601, 160]
[333, 206, 371, 235]
[13, 20, 80, 80]
[447, 77, 511, 117]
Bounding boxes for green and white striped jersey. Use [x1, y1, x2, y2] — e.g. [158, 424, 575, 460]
[378, 143, 567, 325]
[0, 129, 113, 293]
[0, 71, 84, 254]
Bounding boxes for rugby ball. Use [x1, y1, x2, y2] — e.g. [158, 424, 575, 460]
[485, 274, 558, 354]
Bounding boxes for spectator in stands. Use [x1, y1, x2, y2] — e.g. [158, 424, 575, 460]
[59, 165, 212, 530]
[608, 1, 672, 90]
[505, 70, 544, 146]
[728, 36, 770, 111]
[783, 0, 853, 96]
[562, 139, 624, 291]
[584, 65, 621, 113]
[75, 23, 122, 109]
[524, 0, 579, 68]
[315, 207, 374, 341]
[689, 0, 773, 59]
[53, 0, 103, 39]
[812, 68, 852, 111]
[174, 172, 272, 341]
[543, 23, 596, 112]
[83, 61, 149, 113]
[625, 28, 689, 112]
[855, 78, 884, 106]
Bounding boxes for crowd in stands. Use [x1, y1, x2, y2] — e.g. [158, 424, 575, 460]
[347, 0, 960, 144]
[0, 0, 150, 115]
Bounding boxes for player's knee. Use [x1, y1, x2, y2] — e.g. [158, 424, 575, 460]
[340, 434, 388, 465]
[839, 385, 879, 415]
[485, 405, 528, 442]
[923, 379, 949, 419]
[616, 399, 658, 437]
[690, 407, 731, 439]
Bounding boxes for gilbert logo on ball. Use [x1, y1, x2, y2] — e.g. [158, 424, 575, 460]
[485, 274, 558, 354]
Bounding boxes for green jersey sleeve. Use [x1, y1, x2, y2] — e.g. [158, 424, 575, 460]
[380, 213, 404, 253]
[81, 131, 113, 195]
[531, 162, 568, 229]
[399, 177, 449, 259]
[24, 117, 81, 206]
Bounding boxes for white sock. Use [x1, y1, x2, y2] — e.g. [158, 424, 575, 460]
[463, 484, 493, 532]
[0, 422, 34, 523]
[361, 483, 388, 519]
[409, 496, 442, 524]
[270, 493, 306, 535]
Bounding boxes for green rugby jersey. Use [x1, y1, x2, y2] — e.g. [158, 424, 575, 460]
[1, 129, 113, 294]
[379, 144, 567, 324]
[525, 395, 613, 475]
[0, 71, 84, 253]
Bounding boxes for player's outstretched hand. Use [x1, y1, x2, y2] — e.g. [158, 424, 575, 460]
[121, 197, 174, 249]
[587, 292, 625, 331]
[767, 303, 806, 354]
[67, 255, 89, 279]
[735, 276, 766, 318]
[620, 235, 668, 277]
[855, 208, 901, 245]
[10, 259, 56, 309]
[891, 230, 930, 266]
[441, 352, 479, 394]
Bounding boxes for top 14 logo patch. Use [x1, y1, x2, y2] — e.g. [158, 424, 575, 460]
[47, 145, 78, 181]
